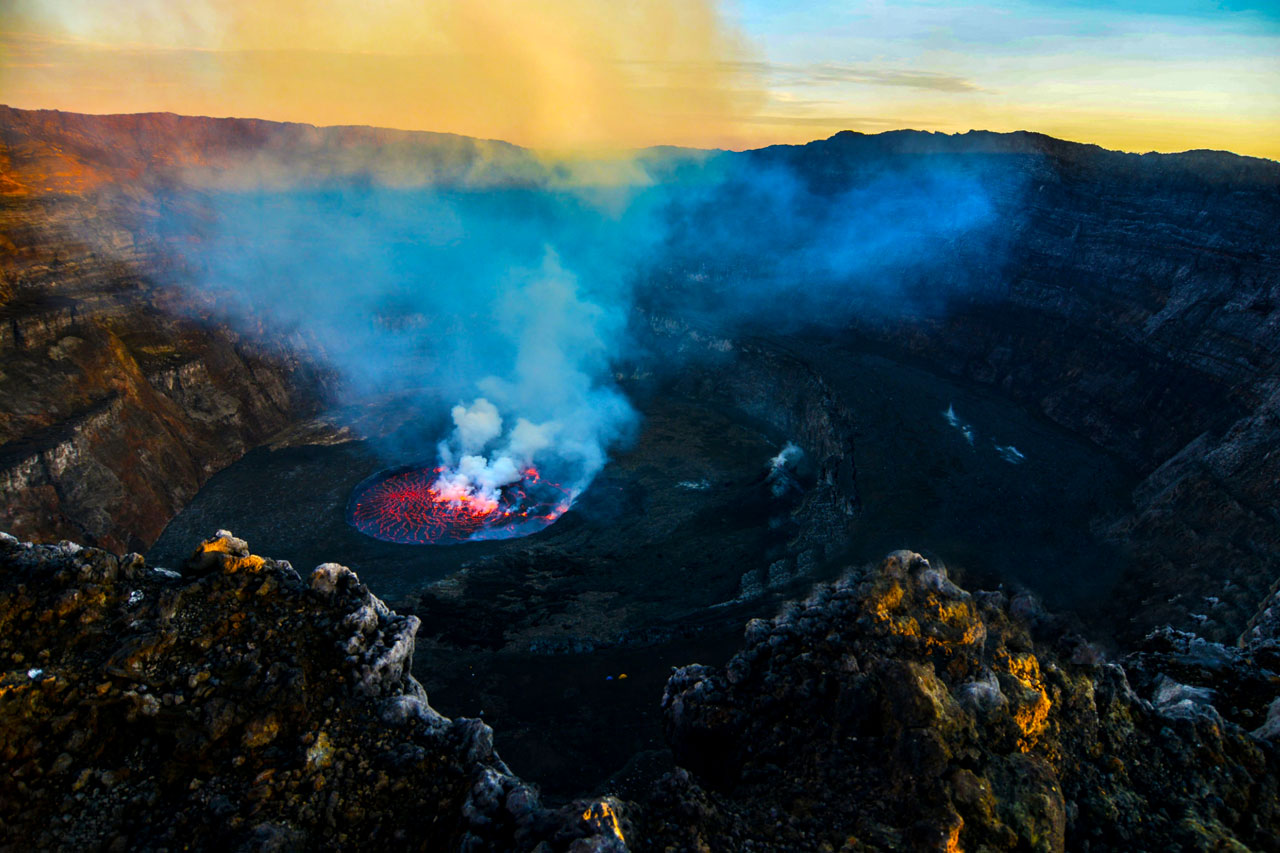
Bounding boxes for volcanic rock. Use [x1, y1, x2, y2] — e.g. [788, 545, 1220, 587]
[5, 105, 1280, 849]
[0, 155, 329, 551]
[642, 551, 1280, 851]
[5, 530, 1279, 850]
[0, 530, 627, 851]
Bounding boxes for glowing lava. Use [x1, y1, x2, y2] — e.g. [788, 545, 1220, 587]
[347, 465, 572, 544]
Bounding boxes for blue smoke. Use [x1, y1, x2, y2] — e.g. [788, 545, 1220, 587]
[160, 183, 664, 490]
[155, 135, 1020, 497]
[653, 143, 1020, 326]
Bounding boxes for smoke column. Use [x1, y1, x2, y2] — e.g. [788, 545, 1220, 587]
[154, 133, 1015, 541]
[159, 177, 667, 533]
[653, 138, 1023, 328]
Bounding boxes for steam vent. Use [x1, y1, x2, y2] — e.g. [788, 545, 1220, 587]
[3, 28, 1280, 849]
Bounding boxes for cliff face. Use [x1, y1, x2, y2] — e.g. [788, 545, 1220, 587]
[0, 181, 327, 551]
[667, 131, 1280, 642]
[916, 145, 1280, 643]
[0, 105, 543, 195]
[4, 533, 1276, 851]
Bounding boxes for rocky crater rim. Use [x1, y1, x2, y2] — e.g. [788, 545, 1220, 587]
[4, 526, 1280, 850]
[0, 527, 632, 851]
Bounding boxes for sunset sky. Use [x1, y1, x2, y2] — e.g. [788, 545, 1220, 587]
[2, 0, 1277, 158]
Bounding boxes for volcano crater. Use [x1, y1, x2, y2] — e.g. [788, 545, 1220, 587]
[148, 329, 1134, 797]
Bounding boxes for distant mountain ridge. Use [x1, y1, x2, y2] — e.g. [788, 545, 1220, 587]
[0, 104, 541, 195]
[3, 104, 1276, 197]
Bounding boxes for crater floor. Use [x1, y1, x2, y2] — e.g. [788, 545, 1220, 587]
[149, 344, 1134, 796]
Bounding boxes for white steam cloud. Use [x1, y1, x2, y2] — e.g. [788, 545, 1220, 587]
[434, 397, 561, 506]
[766, 441, 803, 497]
[427, 250, 634, 509]
[150, 138, 1009, 530]
[449, 397, 503, 453]
[161, 180, 657, 521]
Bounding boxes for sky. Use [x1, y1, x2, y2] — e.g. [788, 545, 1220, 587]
[1, 0, 1277, 158]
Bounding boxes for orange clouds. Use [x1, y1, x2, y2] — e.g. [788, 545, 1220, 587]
[2, 1, 1276, 159]
[0, 0, 766, 151]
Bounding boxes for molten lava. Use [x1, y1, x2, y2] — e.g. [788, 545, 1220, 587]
[347, 465, 572, 544]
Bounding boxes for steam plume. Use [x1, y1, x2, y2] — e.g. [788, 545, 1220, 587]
[159, 179, 659, 509]
[149, 131, 1015, 531]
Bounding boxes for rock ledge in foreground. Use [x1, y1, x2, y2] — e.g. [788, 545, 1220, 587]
[0, 530, 627, 852]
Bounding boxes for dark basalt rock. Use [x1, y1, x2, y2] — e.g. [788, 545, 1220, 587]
[642, 551, 1280, 852]
[6, 532, 1278, 851]
[0, 531, 627, 852]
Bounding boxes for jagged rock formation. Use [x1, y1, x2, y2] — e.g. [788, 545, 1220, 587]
[4, 106, 1280, 848]
[645, 551, 1280, 851]
[0, 531, 627, 852]
[5, 533, 1278, 851]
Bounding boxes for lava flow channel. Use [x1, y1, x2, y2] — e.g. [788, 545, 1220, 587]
[347, 465, 572, 544]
